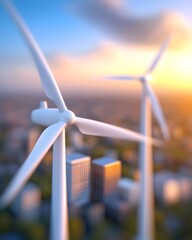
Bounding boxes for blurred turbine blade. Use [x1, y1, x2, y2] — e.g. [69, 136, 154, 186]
[0, 121, 66, 208]
[105, 75, 139, 81]
[146, 35, 171, 74]
[145, 83, 170, 140]
[75, 117, 152, 143]
[2, 0, 67, 111]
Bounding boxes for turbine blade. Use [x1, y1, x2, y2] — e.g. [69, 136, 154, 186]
[146, 35, 171, 74]
[105, 75, 139, 81]
[2, 0, 67, 111]
[0, 121, 66, 208]
[75, 117, 153, 143]
[145, 83, 170, 140]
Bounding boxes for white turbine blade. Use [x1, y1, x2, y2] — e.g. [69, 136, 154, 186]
[2, 0, 67, 111]
[75, 117, 153, 143]
[146, 35, 171, 74]
[0, 121, 66, 208]
[105, 75, 139, 81]
[145, 83, 170, 140]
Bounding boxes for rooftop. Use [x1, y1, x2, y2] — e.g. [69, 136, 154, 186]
[66, 152, 90, 164]
[118, 178, 139, 189]
[92, 157, 120, 166]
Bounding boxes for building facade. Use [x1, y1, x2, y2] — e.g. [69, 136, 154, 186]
[92, 157, 121, 202]
[67, 152, 91, 206]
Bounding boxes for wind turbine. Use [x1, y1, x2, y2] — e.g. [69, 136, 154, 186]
[106, 38, 171, 240]
[0, 1, 155, 240]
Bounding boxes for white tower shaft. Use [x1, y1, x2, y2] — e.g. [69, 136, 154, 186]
[51, 130, 69, 240]
[138, 85, 154, 240]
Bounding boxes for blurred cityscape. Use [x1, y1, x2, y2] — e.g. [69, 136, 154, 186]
[0, 94, 192, 240]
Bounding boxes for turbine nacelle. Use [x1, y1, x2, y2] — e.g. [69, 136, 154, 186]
[141, 74, 153, 83]
[32, 101, 76, 126]
[145, 74, 153, 82]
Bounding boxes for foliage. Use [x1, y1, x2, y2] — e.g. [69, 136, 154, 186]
[14, 221, 47, 240]
[0, 212, 12, 233]
[69, 217, 85, 240]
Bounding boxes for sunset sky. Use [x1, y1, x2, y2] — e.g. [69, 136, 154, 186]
[0, 0, 192, 97]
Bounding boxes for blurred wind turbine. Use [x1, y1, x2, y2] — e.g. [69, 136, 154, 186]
[0, 1, 154, 240]
[106, 37, 171, 240]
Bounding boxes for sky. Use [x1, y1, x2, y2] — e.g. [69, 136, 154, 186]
[0, 0, 192, 97]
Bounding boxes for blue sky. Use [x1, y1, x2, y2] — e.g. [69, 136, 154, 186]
[0, 0, 191, 57]
[0, 0, 104, 57]
[128, 0, 192, 20]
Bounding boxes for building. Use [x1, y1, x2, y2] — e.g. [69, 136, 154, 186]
[83, 203, 105, 232]
[70, 130, 84, 150]
[11, 183, 41, 220]
[92, 157, 121, 202]
[118, 178, 140, 206]
[67, 152, 91, 207]
[105, 196, 130, 222]
[154, 171, 180, 205]
[105, 177, 139, 222]
[179, 176, 192, 202]
[26, 127, 40, 154]
[154, 171, 192, 205]
[5, 127, 26, 162]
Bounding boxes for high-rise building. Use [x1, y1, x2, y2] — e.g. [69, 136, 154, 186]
[92, 157, 121, 202]
[67, 153, 91, 207]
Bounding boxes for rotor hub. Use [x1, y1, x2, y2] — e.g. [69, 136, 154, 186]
[59, 110, 76, 125]
[145, 74, 153, 82]
[32, 101, 76, 127]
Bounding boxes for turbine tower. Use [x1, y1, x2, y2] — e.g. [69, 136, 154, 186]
[106, 37, 171, 240]
[0, 1, 154, 240]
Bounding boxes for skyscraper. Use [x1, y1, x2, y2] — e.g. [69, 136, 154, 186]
[92, 157, 121, 202]
[67, 153, 91, 207]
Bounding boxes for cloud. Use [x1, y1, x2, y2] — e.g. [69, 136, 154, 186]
[71, 0, 192, 48]
[103, 0, 125, 10]
[1, 41, 192, 97]
[46, 42, 192, 97]
[0, 43, 155, 96]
